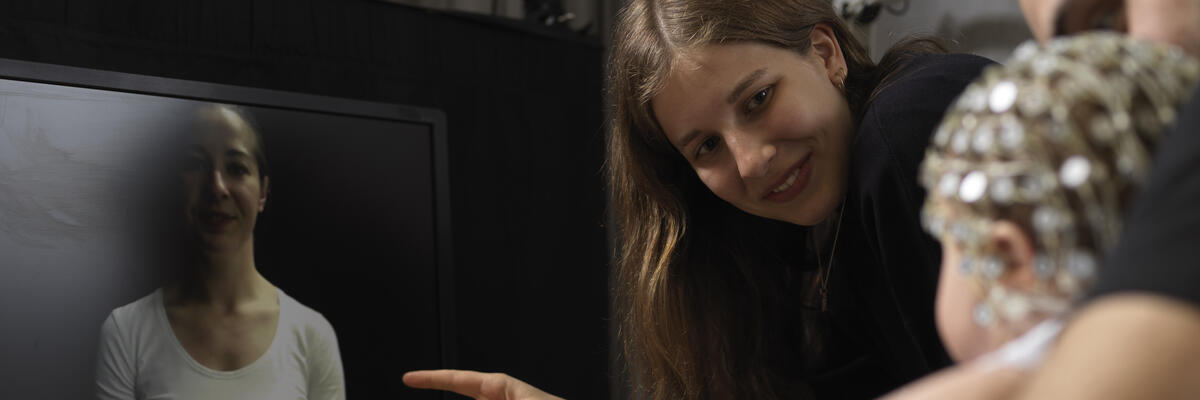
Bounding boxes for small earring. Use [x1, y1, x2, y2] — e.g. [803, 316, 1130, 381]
[835, 68, 847, 90]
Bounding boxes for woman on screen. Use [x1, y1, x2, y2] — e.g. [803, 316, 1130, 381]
[94, 104, 345, 400]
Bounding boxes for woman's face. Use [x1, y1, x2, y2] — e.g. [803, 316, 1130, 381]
[651, 36, 853, 225]
[179, 112, 268, 254]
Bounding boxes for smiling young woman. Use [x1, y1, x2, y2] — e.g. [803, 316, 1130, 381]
[403, 0, 994, 399]
[602, 0, 994, 398]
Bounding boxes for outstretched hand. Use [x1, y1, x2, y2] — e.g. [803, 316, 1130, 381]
[403, 369, 565, 400]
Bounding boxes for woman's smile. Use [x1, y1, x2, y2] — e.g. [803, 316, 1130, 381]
[198, 209, 237, 230]
[764, 154, 813, 202]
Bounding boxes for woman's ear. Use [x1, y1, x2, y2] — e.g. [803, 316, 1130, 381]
[989, 220, 1038, 291]
[809, 23, 847, 83]
[258, 176, 270, 212]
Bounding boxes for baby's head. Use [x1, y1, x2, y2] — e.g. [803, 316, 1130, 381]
[920, 32, 1199, 362]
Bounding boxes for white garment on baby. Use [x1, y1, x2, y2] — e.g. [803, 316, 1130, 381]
[976, 318, 1065, 370]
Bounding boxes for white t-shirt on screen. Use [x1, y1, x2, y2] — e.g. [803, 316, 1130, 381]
[95, 288, 345, 400]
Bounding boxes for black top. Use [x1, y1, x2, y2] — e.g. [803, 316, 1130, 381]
[1090, 89, 1200, 306]
[803, 53, 995, 399]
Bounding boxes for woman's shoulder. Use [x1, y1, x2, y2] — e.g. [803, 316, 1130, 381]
[903, 53, 995, 78]
[276, 290, 343, 371]
[867, 53, 996, 125]
[104, 289, 164, 333]
[882, 53, 996, 95]
[278, 290, 338, 341]
[854, 53, 996, 182]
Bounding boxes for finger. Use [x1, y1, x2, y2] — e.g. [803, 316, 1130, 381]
[403, 369, 488, 398]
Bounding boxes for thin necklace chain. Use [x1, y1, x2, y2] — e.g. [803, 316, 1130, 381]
[814, 200, 847, 311]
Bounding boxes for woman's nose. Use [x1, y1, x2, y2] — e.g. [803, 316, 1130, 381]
[730, 136, 777, 179]
[208, 170, 231, 199]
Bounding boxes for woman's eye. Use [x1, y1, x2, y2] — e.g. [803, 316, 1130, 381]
[696, 136, 721, 157]
[746, 86, 773, 113]
[227, 164, 250, 176]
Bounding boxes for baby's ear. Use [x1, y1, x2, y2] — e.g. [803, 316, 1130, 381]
[989, 220, 1038, 291]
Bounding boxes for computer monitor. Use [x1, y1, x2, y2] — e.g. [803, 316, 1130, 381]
[0, 58, 455, 399]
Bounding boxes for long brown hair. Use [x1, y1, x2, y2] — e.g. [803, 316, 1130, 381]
[605, 0, 944, 398]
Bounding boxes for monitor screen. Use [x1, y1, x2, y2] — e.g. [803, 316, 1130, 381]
[0, 59, 454, 399]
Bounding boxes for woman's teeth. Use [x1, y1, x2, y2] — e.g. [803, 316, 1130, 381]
[772, 167, 802, 193]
